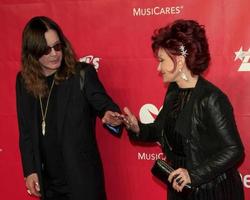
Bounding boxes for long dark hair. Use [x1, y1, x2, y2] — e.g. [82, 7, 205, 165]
[21, 16, 77, 97]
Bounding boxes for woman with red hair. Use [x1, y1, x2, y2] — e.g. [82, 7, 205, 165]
[123, 19, 244, 200]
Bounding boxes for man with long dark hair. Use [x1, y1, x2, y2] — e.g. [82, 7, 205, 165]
[16, 16, 122, 200]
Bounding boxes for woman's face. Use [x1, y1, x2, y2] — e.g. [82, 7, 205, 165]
[38, 29, 62, 76]
[157, 48, 179, 83]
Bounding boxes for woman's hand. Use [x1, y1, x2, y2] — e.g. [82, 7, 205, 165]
[25, 173, 41, 197]
[168, 168, 191, 192]
[122, 107, 140, 133]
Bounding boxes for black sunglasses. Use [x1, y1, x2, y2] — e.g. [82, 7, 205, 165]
[43, 43, 63, 55]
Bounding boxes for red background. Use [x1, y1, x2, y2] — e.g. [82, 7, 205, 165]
[0, 0, 250, 199]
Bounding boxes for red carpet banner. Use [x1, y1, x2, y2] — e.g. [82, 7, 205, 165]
[0, 0, 249, 199]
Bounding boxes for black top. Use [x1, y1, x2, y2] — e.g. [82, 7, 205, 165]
[164, 87, 193, 169]
[38, 73, 68, 196]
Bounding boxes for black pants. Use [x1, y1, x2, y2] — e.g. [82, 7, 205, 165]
[43, 179, 70, 200]
[44, 189, 70, 200]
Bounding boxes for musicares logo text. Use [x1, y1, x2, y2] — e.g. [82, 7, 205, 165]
[133, 6, 184, 16]
[79, 55, 101, 71]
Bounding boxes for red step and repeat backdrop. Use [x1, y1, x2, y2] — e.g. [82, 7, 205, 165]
[0, 0, 250, 199]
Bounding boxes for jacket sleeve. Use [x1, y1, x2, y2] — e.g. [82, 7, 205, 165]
[128, 84, 176, 143]
[16, 73, 36, 177]
[84, 65, 120, 116]
[128, 107, 165, 143]
[82, 64, 122, 135]
[189, 92, 244, 186]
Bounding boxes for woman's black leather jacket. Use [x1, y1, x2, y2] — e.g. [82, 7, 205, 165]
[129, 76, 244, 187]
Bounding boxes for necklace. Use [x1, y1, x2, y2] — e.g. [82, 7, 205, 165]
[39, 79, 55, 136]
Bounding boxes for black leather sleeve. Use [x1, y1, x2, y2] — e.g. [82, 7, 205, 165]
[128, 84, 176, 143]
[189, 92, 244, 186]
[128, 106, 165, 143]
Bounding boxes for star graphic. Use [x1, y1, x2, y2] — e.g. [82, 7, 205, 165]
[234, 47, 244, 61]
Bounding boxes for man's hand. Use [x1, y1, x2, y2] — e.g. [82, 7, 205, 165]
[25, 173, 41, 197]
[102, 111, 123, 126]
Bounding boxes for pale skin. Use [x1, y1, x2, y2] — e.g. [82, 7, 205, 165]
[25, 29, 122, 196]
[25, 173, 41, 197]
[121, 48, 198, 192]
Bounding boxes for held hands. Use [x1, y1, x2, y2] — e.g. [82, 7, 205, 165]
[25, 173, 41, 197]
[102, 107, 140, 133]
[168, 168, 191, 192]
[102, 111, 123, 126]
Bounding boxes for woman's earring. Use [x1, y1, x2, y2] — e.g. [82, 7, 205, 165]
[179, 69, 188, 81]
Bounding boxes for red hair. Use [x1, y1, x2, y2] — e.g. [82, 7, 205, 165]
[152, 19, 210, 75]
